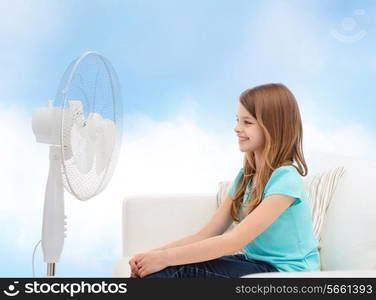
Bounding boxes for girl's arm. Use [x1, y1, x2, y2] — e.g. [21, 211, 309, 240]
[163, 234, 236, 266]
[152, 192, 234, 252]
[130, 233, 206, 277]
[163, 194, 296, 266]
[150, 233, 207, 251]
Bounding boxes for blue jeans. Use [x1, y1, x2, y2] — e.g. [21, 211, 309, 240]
[143, 254, 279, 278]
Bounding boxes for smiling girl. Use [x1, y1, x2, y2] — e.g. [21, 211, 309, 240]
[129, 83, 320, 278]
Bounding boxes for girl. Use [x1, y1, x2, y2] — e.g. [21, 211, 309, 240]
[129, 83, 320, 278]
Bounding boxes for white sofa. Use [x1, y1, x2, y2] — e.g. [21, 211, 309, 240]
[113, 155, 376, 277]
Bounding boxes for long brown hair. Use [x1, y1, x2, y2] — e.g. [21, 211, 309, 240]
[231, 83, 308, 223]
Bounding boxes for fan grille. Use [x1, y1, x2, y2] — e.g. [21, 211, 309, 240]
[54, 51, 123, 200]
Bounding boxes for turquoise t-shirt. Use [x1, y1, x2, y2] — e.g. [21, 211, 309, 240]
[228, 165, 321, 272]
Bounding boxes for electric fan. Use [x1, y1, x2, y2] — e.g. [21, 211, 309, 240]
[31, 51, 123, 276]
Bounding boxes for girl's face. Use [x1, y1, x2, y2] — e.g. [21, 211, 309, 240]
[234, 103, 265, 153]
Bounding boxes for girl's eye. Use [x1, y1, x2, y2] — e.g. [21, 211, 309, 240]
[236, 119, 252, 124]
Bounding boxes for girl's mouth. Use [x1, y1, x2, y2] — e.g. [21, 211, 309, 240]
[238, 138, 249, 142]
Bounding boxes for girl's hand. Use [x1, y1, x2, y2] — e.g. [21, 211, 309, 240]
[129, 256, 141, 278]
[129, 248, 167, 278]
[130, 249, 169, 278]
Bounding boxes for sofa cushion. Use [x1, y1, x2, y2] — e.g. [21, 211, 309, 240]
[315, 156, 376, 270]
[302, 166, 345, 252]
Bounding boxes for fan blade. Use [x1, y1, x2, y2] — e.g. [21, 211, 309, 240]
[62, 100, 85, 161]
[95, 119, 116, 175]
[73, 122, 95, 174]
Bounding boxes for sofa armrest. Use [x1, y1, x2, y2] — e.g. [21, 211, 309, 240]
[120, 194, 217, 257]
[112, 194, 217, 277]
[113, 256, 132, 278]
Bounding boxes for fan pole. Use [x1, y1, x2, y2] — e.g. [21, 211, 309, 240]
[47, 263, 56, 276]
[41, 145, 66, 277]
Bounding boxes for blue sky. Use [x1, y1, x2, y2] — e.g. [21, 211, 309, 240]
[0, 0, 375, 278]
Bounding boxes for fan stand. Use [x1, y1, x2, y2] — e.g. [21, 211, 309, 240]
[32, 51, 123, 277]
[47, 263, 56, 276]
[41, 145, 66, 277]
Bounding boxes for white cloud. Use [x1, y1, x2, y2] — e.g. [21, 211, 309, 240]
[303, 120, 376, 172]
[298, 91, 376, 173]
[1, 95, 375, 276]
